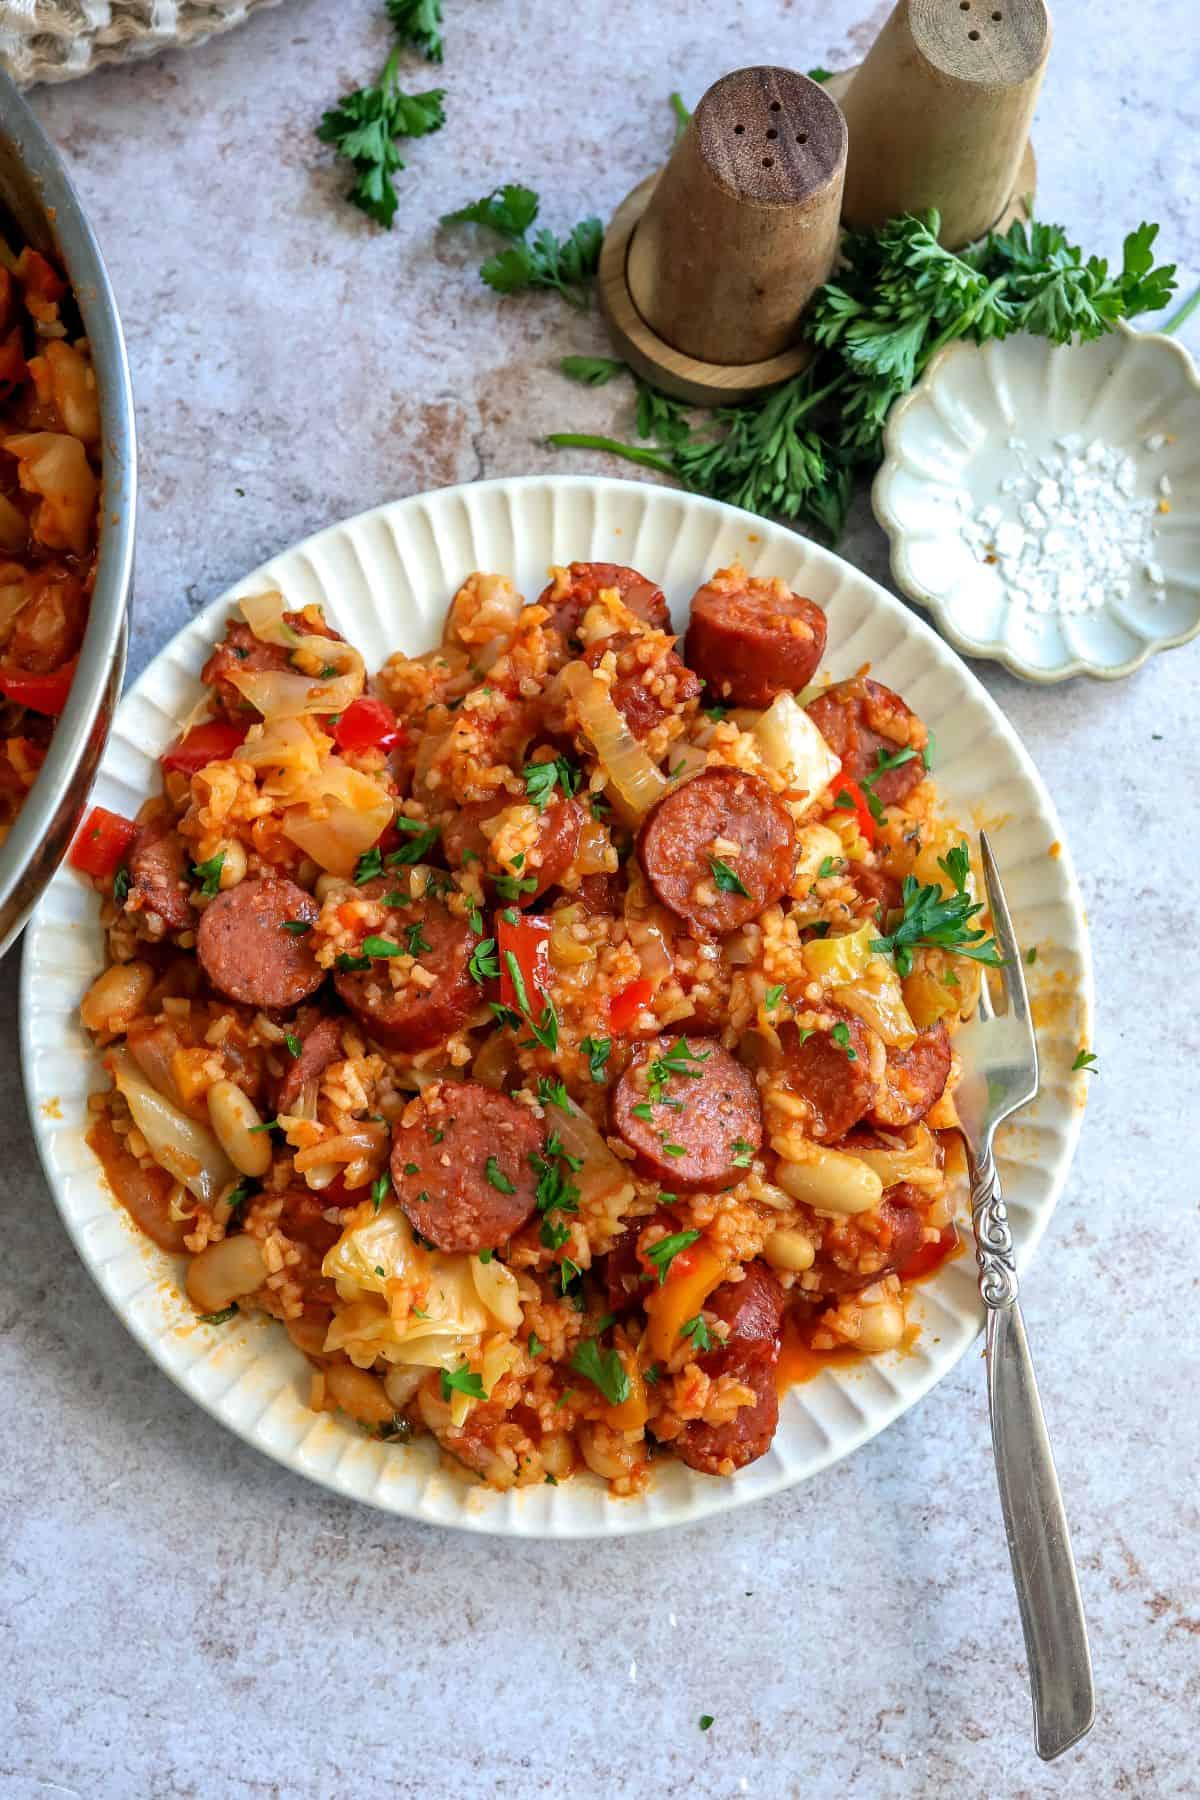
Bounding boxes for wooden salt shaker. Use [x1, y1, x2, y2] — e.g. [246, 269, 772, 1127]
[835, 0, 1051, 247]
[600, 68, 847, 403]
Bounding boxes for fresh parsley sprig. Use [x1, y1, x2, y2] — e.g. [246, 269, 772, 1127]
[317, 48, 445, 230]
[441, 184, 603, 307]
[870, 841, 1003, 977]
[386, 0, 444, 62]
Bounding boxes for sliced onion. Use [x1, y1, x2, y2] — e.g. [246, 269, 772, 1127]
[230, 591, 365, 719]
[108, 1047, 235, 1207]
[551, 1098, 635, 1211]
[833, 959, 917, 1049]
[282, 756, 394, 877]
[561, 660, 666, 822]
[239, 589, 302, 647]
[851, 1123, 943, 1192]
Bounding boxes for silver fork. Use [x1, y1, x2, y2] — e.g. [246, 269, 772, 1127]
[952, 831, 1095, 1761]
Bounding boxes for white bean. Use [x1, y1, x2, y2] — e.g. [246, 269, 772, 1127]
[384, 1365, 424, 1411]
[186, 1234, 267, 1314]
[856, 1299, 905, 1353]
[206, 1079, 272, 1177]
[79, 959, 154, 1033]
[763, 1227, 816, 1272]
[325, 1362, 394, 1425]
[776, 1148, 883, 1216]
[217, 839, 247, 890]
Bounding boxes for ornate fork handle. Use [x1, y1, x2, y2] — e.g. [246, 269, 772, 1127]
[971, 1146, 1095, 1759]
[970, 1139, 1020, 1310]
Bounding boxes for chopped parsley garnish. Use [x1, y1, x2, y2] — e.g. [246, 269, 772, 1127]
[730, 1137, 754, 1167]
[503, 948, 532, 1016]
[495, 872, 537, 901]
[284, 1032, 302, 1059]
[281, 918, 312, 936]
[112, 866, 130, 904]
[387, 817, 440, 865]
[537, 1076, 571, 1113]
[708, 855, 751, 898]
[559, 1257, 581, 1294]
[817, 855, 842, 879]
[334, 951, 372, 973]
[460, 847, 480, 865]
[363, 935, 403, 958]
[922, 731, 936, 772]
[371, 1173, 391, 1212]
[224, 1182, 252, 1218]
[489, 1001, 524, 1030]
[699, 1715, 714, 1732]
[406, 921, 431, 957]
[1072, 1048, 1098, 1073]
[702, 703, 729, 723]
[191, 851, 225, 897]
[569, 1336, 631, 1407]
[580, 1035, 611, 1083]
[870, 842, 1003, 977]
[440, 1365, 488, 1401]
[631, 1102, 654, 1123]
[477, 1249, 493, 1264]
[523, 1001, 560, 1054]
[589, 794, 610, 821]
[859, 746, 919, 823]
[528, 1332, 545, 1357]
[1025, 946, 1038, 965]
[643, 1364, 661, 1385]
[248, 1117, 279, 1134]
[830, 1020, 858, 1061]
[199, 1305, 239, 1325]
[468, 937, 499, 983]
[484, 1156, 517, 1194]
[354, 847, 384, 884]
[523, 754, 581, 810]
[681, 1314, 712, 1352]
[644, 1228, 701, 1285]
[764, 983, 785, 1011]
[531, 1144, 581, 1250]
[661, 1141, 686, 1159]
[646, 1037, 710, 1104]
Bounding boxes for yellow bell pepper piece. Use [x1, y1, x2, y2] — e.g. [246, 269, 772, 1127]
[603, 1348, 650, 1431]
[643, 1241, 726, 1363]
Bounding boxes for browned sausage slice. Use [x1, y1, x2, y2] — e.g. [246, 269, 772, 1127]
[197, 876, 323, 1008]
[850, 864, 903, 926]
[685, 569, 827, 708]
[390, 1080, 541, 1252]
[333, 879, 480, 1051]
[706, 1260, 785, 1346]
[201, 611, 344, 721]
[778, 1013, 877, 1143]
[127, 813, 192, 930]
[273, 1012, 343, 1114]
[676, 1350, 780, 1475]
[637, 767, 795, 939]
[867, 1020, 951, 1129]
[610, 1035, 762, 1192]
[809, 1183, 927, 1296]
[806, 676, 928, 808]
[442, 797, 583, 908]
[582, 633, 701, 738]
[538, 562, 671, 644]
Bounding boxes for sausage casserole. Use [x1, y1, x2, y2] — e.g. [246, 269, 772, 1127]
[76, 560, 993, 1492]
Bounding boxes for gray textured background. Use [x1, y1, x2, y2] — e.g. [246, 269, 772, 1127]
[2, 2, 1198, 1795]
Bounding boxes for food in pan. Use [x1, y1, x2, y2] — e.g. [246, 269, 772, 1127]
[75, 558, 998, 1490]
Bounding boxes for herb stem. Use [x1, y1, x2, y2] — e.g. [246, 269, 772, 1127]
[546, 432, 680, 476]
[1161, 277, 1200, 337]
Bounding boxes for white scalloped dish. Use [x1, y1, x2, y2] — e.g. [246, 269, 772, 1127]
[874, 325, 1200, 681]
[21, 476, 1092, 1537]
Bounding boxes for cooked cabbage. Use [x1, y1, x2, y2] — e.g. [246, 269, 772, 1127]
[562, 659, 666, 822]
[802, 919, 875, 986]
[282, 756, 394, 877]
[754, 692, 841, 801]
[108, 1046, 235, 1207]
[833, 958, 917, 1049]
[2, 430, 97, 556]
[229, 590, 365, 719]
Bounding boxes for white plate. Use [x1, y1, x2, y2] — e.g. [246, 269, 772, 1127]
[20, 476, 1093, 1538]
[874, 324, 1200, 682]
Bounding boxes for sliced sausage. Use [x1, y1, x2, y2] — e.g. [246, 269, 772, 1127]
[273, 1011, 343, 1115]
[851, 863, 903, 926]
[442, 796, 583, 907]
[127, 813, 192, 930]
[778, 1012, 877, 1143]
[610, 1035, 762, 1192]
[806, 676, 927, 808]
[390, 1080, 541, 1252]
[576, 871, 623, 917]
[867, 1020, 951, 1129]
[538, 561, 671, 644]
[706, 1260, 785, 1347]
[602, 1208, 672, 1313]
[809, 1183, 927, 1297]
[676, 1350, 780, 1475]
[637, 767, 795, 939]
[333, 880, 480, 1052]
[197, 876, 323, 1009]
[582, 633, 701, 738]
[277, 1187, 344, 1258]
[685, 570, 827, 708]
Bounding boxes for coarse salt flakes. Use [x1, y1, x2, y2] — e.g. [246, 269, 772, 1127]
[963, 435, 1168, 617]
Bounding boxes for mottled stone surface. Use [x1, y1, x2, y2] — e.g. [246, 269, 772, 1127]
[1, 2, 1198, 1795]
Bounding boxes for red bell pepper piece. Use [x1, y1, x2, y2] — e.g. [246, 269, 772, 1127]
[332, 696, 406, 755]
[609, 975, 654, 1035]
[69, 805, 136, 879]
[160, 718, 250, 775]
[0, 661, 76, 716]
[829, 775, 876, 847]
[498, 910, 552, 1014]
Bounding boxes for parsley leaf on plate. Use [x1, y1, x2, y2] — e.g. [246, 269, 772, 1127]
[569, 1335, 630, 1407]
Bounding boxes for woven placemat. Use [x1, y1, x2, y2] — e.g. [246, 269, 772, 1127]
[0, 0, 282, 85]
